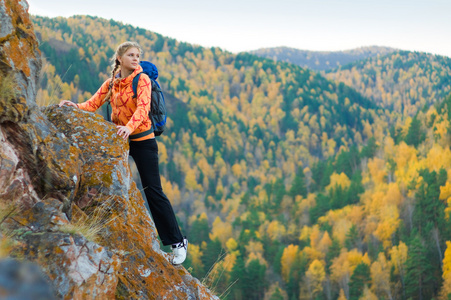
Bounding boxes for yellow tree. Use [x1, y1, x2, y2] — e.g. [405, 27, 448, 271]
[373, 204, 400, 250]
[330, 249, 369, 299]
[302, 225, 331, 263]
[439, 241, 451, 299]
[393, 142, 418, 183]
[185, 168, 201, 191]
[160, 177, 181, 207]
[370, 253, 393, 300]
[424, 144, 451, 172]
[440, 182, 451, 218]
[337, 289, 347, 300]
[266, 220, 287, 241]
[245, 240, 267, 267]
[389, 241, 408, 292]
[189, 244, 204, 277]
[366, 157, 387, 187]
[309, 225, 322, 249]
[326, 172, 351, 192]
[360, 285, 379, 300]
[281, 244, 299, 282]
[317, 231, 332, 255]
[209, 217, 232, 246]
[305, 259, 326, 299]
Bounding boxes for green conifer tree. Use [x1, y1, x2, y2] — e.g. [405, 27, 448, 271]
[349, 262, 371, 300]
[405, 115, 425, 147]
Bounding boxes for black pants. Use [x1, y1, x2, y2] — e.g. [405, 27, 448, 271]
[129, 138, 183, 246]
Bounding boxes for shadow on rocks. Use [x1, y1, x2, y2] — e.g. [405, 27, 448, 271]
[0, 259, 57, 299]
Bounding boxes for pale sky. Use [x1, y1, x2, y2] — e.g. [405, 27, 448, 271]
[27, 0, 451, 57]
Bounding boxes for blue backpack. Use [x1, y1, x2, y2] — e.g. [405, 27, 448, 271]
[106, 61, 167, 137]
[130, 61, 167, 138]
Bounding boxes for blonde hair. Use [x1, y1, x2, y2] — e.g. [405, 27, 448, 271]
[105, 41, 143, 99]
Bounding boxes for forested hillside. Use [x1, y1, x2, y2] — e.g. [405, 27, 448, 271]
[325, 51, 451, 118]
[249, 46, 396, 71]
[31, 15, 451, 300]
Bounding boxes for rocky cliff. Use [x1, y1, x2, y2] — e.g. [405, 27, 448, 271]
[0, 0, 218, 299]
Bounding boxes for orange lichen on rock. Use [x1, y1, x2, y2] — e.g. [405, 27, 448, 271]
[1, 0, 40, 77]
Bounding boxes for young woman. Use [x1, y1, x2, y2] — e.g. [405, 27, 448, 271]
[59, 41, 188, 265]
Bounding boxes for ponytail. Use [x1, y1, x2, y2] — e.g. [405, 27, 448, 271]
[104, 59, 120, 101]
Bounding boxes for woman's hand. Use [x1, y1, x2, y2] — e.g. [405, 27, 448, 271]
[59, 100, 78, 108]
[116, 125, 132, 140]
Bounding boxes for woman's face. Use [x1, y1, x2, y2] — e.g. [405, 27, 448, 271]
[118, 47, 140, 73]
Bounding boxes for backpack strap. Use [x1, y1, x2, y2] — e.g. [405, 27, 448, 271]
[129, 129, 153, 140]
[132, 73, 143, 98]
[106, 101, 112, 122]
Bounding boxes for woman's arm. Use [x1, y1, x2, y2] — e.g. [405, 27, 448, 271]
[77, 79, 112, 112]
[60, 79, 112, 111]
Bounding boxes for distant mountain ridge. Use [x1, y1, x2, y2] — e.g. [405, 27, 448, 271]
[250, 46, 451, 118]
[249, 46, 397, 71]
[325, 50, 451, 116]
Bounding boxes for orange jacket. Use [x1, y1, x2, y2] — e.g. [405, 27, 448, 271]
[77, 66, 153, 140]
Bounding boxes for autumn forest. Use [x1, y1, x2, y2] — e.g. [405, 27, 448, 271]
[31, 15, 451, 300]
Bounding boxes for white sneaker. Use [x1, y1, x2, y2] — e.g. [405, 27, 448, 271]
[172, 237, 188, 265]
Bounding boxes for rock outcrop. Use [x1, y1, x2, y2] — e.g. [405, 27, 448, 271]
[0, 0, 218, 299]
